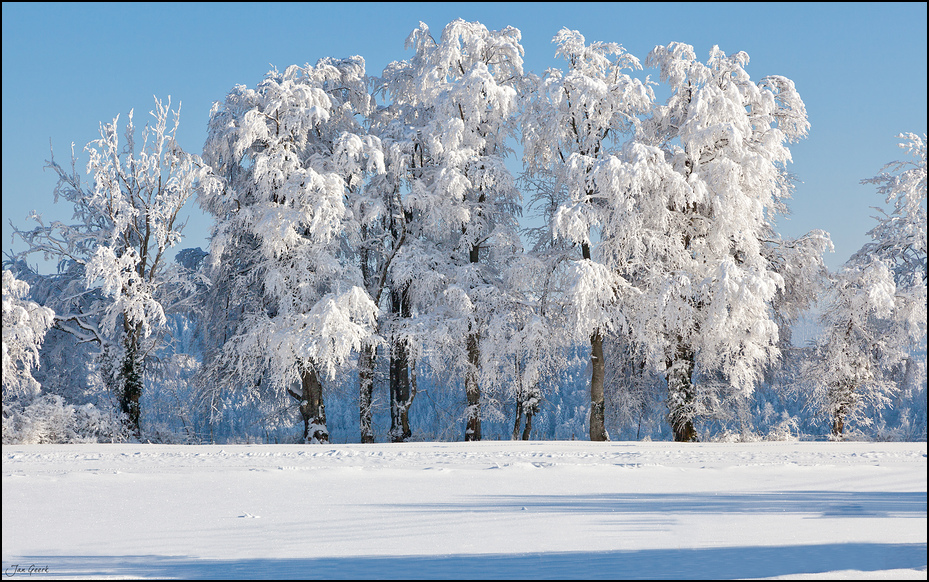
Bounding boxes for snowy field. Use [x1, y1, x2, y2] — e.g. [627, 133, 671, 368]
[2, 441, 926, 580]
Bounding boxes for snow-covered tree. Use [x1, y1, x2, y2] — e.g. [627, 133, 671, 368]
[496, 254, 580, 440]
[337, 132, 404, 443]
[601, 42, 814, 441]
[2, 270, 55, 402]
[807, 260, 900, 436]
[753, 229, 833, 437]
[809, 133, 927, 437]
[199, 58, 380, 443]
[854, 133, 927, 349]
[521, 28, 653, 440]
[377, 19, 525, 441]
[1, 259, 111, 413]
[509, 164, 593, 440]
[11, 98, 204, 436]
[638, 43, 814, 440]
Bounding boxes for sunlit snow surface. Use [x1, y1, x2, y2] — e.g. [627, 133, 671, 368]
[2, 441, 926, 580]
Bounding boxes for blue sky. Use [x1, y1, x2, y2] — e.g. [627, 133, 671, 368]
[2, 2, 926, 272]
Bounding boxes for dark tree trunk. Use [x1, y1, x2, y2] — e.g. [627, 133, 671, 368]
[512, 356, 540, 441]
[673, 415, 697, 442]
[667, 343, 697, 442]
[358, 342, 376, 444]
[830, 385, 855, 439]
[389, 286, 414, 442]
[589, 329, 608, 441]
[118, 325, 144, 438]
[513, 392, 538, 441]
[582, 242, 608, 442]
[299, 366, 328, 444]
[463, 233, 483, 442]
[521, 407, 534, 441]
[389, 340, 412, 442]
[357, 224, 376, 445]
[465, 326, 482, 441]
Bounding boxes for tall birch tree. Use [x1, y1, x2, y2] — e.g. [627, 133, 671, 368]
[378, 19, 525, 441]
[199, 58, 379, 443]
[637, 42, 813, 440]
[521, 28, 653, 440]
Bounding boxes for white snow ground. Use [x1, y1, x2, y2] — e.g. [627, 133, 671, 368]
[2, 441, 926, 580]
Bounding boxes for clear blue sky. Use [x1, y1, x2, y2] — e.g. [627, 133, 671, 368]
[3, 2, 926, 272]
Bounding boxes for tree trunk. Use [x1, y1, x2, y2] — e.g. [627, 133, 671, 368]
[358, 342, 376, 444]
[667, 343, 697, 442]
[589, 329, 608, 441]
[118, 326, 143, 438]
[521, 407, 534, 441]
[465, 327, 482, 441]
[357, 224, 376, 445]
[512, 356, 524, 440]
[513, 389, 538, 441]
[389, 336, 412, 442]
[463, 234, 483, 442]
[581, 242, 608, 442]
[389, 287, 414, 442]
[830, 387, 854, 439]
[299, 366, 328, 444]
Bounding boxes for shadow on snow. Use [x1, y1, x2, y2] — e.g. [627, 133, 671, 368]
[395, 490, 928, 519]
[9, 543, 927, 580]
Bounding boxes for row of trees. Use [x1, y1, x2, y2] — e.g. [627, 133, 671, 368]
[4, 20, 926, 444]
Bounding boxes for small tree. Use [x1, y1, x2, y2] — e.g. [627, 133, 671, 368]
[510, 169, 592, 440]
[808, 260, 899, 437]
[11, 98, 203, 436]
[810, 133, 927, 437]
